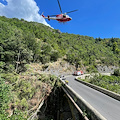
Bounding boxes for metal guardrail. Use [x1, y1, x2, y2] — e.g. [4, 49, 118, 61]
[75, 76, 120, 101]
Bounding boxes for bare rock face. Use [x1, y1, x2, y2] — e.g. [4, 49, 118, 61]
[97, 65, 119, 74]
[56, 29, 62, 34]
[43, 60, 76, 76]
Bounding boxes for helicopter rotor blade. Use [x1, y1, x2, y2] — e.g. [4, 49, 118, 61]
[57, 0, 62, 13]
[49, 15, 57, 17]
[66, 9, 78, 14]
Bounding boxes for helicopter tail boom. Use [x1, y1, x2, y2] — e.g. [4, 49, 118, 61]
[42, 14, 50, 21]
[42, 14, 57, 21]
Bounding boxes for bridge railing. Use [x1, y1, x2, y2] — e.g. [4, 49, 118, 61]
[75, 76, 120, 101]
[60, 79, 107, 120]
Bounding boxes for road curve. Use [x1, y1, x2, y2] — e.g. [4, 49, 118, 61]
[65, 75, 120, 120]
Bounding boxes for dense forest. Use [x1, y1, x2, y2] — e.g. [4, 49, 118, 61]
[0, 16, 120, 73]
[0, 16, 120, 119]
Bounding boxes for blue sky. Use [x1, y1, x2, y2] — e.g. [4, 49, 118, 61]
[0, 0, 120, 38]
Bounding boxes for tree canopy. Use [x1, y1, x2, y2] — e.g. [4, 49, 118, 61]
[0, 16, 120, 73]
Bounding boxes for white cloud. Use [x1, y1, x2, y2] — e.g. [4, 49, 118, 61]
[0, 0, 50, 26]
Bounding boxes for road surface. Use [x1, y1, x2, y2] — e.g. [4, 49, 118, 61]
[65, 75, 120, 120]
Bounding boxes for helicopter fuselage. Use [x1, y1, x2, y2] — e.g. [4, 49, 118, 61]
[56, 14, 72, 22]
[42, 14, 72, 22]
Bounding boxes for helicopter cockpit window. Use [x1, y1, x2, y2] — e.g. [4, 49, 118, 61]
[63, 14, 66, 18]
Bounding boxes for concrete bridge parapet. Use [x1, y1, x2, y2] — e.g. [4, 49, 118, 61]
[60, 79, 107, 120]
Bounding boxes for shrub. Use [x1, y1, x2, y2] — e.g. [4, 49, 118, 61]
[20, 98, 28, 110]
[0, 77, 10, 119]
[114, 69, 120, 76]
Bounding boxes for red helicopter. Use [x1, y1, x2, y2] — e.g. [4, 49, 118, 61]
[42, 0, 78, 23]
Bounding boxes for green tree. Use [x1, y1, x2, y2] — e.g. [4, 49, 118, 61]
[114, 69, 120, 76]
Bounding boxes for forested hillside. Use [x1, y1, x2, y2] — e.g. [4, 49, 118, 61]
[0, 16, 120, 119]
[0, 16, 120, 73]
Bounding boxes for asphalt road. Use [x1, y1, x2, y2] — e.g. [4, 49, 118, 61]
[65, 75, 120, 120]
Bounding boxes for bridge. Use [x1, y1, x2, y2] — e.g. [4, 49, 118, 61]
[60, 75, 120, 120]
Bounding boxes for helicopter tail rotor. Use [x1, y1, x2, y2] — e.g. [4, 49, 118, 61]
[41, 12, 44, 16]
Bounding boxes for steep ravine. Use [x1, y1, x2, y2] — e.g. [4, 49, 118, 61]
[38, 87, 84, 120]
